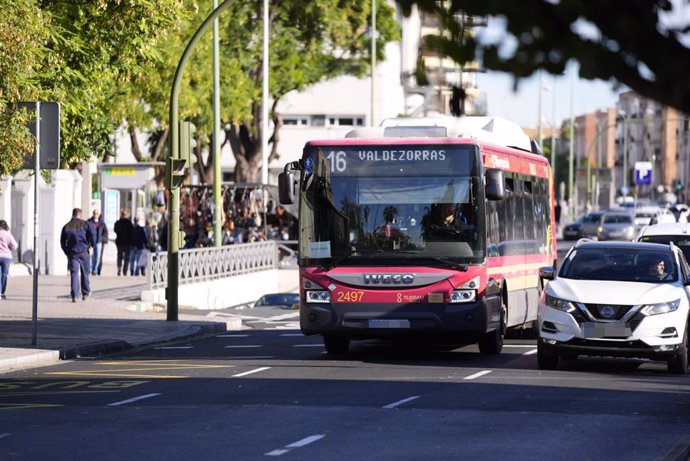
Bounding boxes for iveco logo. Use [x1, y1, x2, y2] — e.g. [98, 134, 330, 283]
[363, 274, 415, 285]
[600, 306, 616, 319]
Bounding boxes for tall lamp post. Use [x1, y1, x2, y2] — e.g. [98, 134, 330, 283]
[167, 0, 232, 321]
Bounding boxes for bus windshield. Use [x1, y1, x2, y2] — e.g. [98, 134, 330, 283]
[298, 144, 486, 265]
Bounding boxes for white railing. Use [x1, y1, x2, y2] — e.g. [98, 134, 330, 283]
[147, 241, 278, 289]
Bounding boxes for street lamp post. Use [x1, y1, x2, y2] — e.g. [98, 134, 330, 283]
[167, 0, 232, 321]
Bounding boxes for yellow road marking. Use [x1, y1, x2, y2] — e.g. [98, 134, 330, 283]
[0, 391, 119, 398]
[45, 371, 190, 379]
[0, 404, 62, 410]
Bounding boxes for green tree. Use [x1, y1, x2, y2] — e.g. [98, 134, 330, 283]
[126, 0, 400, 184]
[0, 0, 46, 176]
[0, 0, 185, 176]
[397, 0, 690, 115]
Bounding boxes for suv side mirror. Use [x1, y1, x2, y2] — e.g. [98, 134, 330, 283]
[538, 266, 555, 281]
[485, 168, 505, 201]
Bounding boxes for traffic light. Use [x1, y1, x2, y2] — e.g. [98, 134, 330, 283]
[179, 120, 197, 164]
[166, 156, 187, 189]
[676, 180, 683, 192]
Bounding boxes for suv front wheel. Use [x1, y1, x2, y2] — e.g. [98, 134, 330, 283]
[537, 340, 559, 370]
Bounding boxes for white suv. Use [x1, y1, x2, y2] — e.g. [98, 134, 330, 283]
[636, 222, 690, 263]
[537, 240, 690, 373]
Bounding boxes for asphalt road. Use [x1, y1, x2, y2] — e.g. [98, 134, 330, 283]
[1, 300, 689, 461]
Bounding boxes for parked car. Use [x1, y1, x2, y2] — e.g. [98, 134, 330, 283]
[636, 222, 690, 262]
[537, 240, 690, 373]
[562, 217, 584, 241]
[253, 292, 300, 310]
[595, 211, 635, 241]
[577, 211, 605, 239]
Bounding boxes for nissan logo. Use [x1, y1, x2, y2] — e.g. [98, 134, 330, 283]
[363, 274, 415, 285]
[600, 306, 616, 319]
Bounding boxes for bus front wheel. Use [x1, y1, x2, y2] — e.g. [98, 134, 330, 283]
[323, 334, 350, 355]
[478, 310, 505, 355]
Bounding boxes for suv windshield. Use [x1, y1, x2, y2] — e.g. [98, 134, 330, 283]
[560, 247, 677, 283]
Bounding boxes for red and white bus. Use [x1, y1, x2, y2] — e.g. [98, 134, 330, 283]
[278, 116, 557, 354]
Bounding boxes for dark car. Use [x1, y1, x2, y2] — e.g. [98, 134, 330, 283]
[562, 218, 584, 240]
[253, 292, 300, 309]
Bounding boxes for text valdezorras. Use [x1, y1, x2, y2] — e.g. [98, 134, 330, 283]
[358, 149, 447, 162]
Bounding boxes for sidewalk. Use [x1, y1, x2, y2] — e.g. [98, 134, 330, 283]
[0, 261, 236, 374]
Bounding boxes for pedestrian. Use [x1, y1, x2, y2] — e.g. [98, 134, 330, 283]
[113, 209, 133, 276]
[87, 208, 108, 276]
[60, 208, 96, 302]
[0, 220, 18, 300]
[130, 217, 148, 276]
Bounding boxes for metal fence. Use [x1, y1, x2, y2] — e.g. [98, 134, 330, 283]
[147, 241, 279, 289]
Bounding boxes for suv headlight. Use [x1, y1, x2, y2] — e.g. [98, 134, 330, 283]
[544, 294, 576, 313]
[640, 299, 680, 316]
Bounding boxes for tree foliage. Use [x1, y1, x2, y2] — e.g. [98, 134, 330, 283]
[125, 0, 400, 184]
[0, 0, 184, 176]
[397, 0, 690, 115]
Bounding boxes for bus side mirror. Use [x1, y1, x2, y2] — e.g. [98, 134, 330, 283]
[485, 168, 505, 201]
[278, 171, 296, 205]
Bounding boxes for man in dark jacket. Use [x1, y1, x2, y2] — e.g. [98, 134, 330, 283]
[87, 209, 108, 276]
[113, 209, 134, 276]
[60, 208, 97, 302]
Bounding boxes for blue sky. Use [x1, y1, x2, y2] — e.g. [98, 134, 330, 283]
[476, 66, 625, 129]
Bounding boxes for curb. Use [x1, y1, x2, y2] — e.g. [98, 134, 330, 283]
[0, 349, 60, 374]
[59, 322, 229, 360]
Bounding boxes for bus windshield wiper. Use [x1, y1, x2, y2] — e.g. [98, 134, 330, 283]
[423, 256, 468, 271]
[319, 248, 381, 271]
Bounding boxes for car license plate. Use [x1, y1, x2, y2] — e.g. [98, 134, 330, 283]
[368, 319, 411, 329]
[581, 321, 631, 338]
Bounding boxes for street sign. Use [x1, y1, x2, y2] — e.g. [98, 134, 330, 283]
[18, 101, 60, 170]
[634, 161, 652, 185]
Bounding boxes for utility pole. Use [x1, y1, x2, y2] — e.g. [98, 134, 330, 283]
[370, 0, 376, 127]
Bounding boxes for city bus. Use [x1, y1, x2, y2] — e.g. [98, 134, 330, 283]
[278, 116, 557, 355]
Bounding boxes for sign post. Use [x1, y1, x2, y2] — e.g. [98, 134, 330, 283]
[18, 101, 60, 345]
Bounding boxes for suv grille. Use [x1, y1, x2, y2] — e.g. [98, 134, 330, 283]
[582, 304, 633, 320]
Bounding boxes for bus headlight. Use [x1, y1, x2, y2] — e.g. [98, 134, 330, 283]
[641, 299, 680, 316]
[450, 290, 476, 303]
[306, 290, 331, 304]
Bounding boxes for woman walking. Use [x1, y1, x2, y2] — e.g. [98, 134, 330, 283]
[0, 220, 18, 300]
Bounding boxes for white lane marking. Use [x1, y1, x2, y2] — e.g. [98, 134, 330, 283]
[504, 344, 539, 348]
[224, 345, 263, 349]
[0, 433, 10, 439]
[280, 333, 304, 337]
[286, 434, 326, 448]
[107, 393, 161, 406]
[232, 367, 271, 378]
[154, 346, 193, 350]
[217, 334, 250, 338]
[382, 395, 420, 409]
[464, 370, 492, 380]
[522, 349, 538, 355]
[265, 434, 326, 457]
[293, 344, 323, 348]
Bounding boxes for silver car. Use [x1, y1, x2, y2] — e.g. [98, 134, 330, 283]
[596, 212, 635, 241]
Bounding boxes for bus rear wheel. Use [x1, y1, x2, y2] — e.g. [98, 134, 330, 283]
[323, 334, 350, 355]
